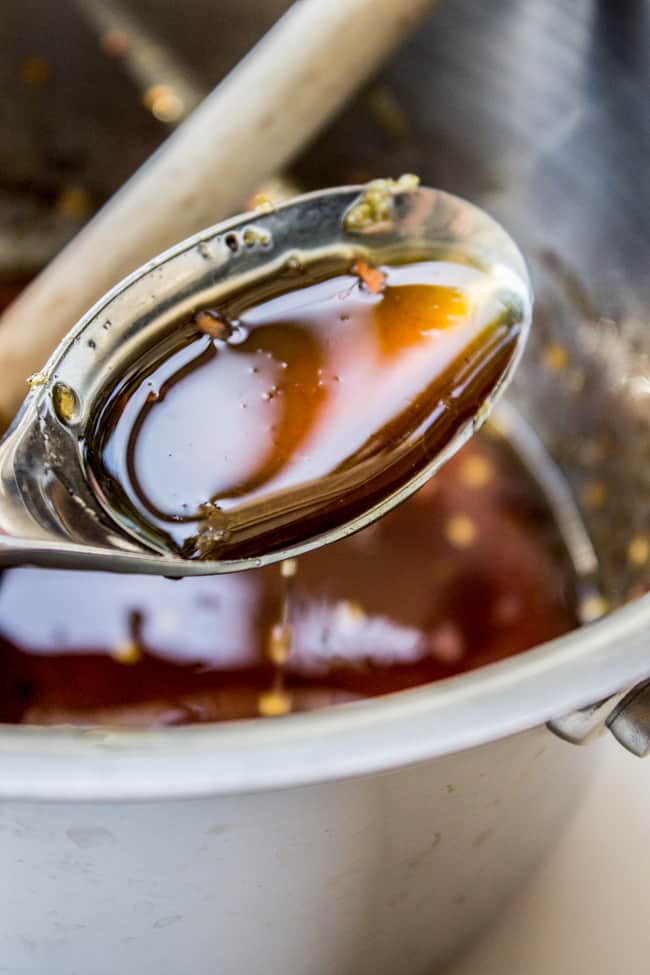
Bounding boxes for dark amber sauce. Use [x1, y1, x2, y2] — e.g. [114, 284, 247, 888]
[85, 257, 523, 561]
[0, 263, 577, 728]
[0, 435, 578, 726]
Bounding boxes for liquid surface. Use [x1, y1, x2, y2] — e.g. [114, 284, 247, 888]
[86, 258, 524, 561]
[0, 434, 578, 726]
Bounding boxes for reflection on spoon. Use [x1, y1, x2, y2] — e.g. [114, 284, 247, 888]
[88, 256, 528, 562]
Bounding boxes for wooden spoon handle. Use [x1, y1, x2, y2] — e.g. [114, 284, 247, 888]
[0, 0, 433, 425]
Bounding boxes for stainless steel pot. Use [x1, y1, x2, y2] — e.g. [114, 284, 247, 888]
[1, 0, 648, 972]
[2, 723, 600, 975]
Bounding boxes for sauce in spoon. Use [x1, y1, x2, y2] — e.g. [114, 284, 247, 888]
[85, 253, 526, 562]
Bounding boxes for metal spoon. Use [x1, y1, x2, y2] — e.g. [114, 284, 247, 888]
[0, 183, 532, 575]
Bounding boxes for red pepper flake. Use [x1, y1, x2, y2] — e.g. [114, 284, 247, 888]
[352, 259, 386, 295]
[194, 309, 234, 340]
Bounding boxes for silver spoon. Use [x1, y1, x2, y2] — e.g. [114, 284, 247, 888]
[0, 183, 532, 575]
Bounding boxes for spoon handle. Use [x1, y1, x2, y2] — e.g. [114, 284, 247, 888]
[0, 0, 434, 428]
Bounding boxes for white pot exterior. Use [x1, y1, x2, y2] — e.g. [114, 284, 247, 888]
[2, 590, 646, 972]
[2, 725, 597, 975]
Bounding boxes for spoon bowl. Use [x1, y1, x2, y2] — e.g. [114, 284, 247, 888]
[0, 183, 532, 575]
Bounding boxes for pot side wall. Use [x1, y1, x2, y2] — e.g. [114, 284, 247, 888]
[2, 724, 598, 974]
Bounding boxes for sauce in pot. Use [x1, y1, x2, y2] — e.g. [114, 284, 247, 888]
[0, 433, 577, 726]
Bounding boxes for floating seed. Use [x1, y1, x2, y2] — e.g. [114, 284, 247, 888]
[543, 343, 568, 372]
[257, 689, 292, 717]
[344, 174, 420, 232]
[57, 186, 92, 220]
[111, 639, 142, 665]
[334, 600, 366, 628]
[285, 255, 302, 273]
[21, 56, 50, 86]
[242, 227, 271, 247]
[579, 594, 609, 622]
[445, 514, 477, 549]
[52, 382, 79, 423]
[628, 535, 649, 568]
[143, 84, 184, 123]
[460, 453, 494, 488]
[253, 194, 274, 213]
[581, 481, 606, 511]
[280, 558, 298, 578]
[268, 622, 291, 666]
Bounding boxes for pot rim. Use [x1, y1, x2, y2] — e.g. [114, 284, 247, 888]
[1, 594, 648, 801]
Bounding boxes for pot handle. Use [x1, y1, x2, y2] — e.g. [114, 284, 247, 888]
[549, 681, 650, 756]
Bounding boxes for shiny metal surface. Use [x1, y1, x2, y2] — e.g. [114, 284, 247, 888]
[0, 2, 648, 973]
[0, 183, 531, 574]
[548, 691, 630, 746]
[607, 681, 650, 757]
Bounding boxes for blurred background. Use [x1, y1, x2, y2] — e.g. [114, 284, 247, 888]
[2, 0, 648, 302]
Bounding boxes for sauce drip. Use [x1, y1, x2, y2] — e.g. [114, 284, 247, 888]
[85, 257, 524, 561]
